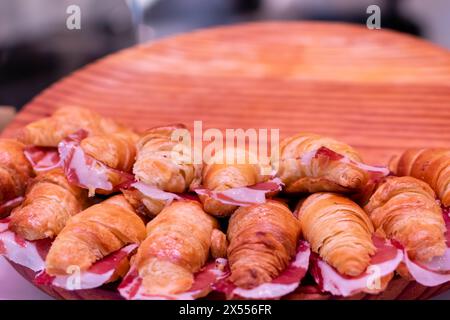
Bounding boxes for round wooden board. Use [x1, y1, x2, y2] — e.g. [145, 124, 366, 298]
[2, 22, 450, 300]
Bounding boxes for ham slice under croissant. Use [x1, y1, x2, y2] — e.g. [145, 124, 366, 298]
[80, 131, 139, 173]
[9, 169, 87, 240]
[199, 147, 271, 216]
[0, 139, 34, 214]
[276, 133, 370, 193]
[298, 193, 375, 276]
[364, 176, 446, 263]
[227, 200, 300, 289]
[390, 148, 450, 207]
[125, 125, 202, 216]
[131, 200, 226, 295]
[18, 106, 131, 147]
[45, 195, 146, 275]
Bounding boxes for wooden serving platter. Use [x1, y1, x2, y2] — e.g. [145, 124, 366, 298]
[2, 22, 449, 300]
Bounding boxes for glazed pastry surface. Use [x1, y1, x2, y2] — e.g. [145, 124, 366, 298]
[298, 192, 375, 276]
[18, 106, 131, 147]
[390, 148, 450, 207]
[227, 200, 300, 289]
[200, 146, 271, 216]
[132, 200, 225, 295]
[0, 139, 34, 207]
[364, 176, 446, 262]
[9, 169, 87, 240]
[45, 195, 146, 275]
[80, 131, 139, 172]
[276, 133, 369, 193]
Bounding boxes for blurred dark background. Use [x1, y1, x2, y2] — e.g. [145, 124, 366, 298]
[1, 0, 449, 114]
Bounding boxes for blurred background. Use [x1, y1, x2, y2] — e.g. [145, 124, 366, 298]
[1, 0, 450, 124]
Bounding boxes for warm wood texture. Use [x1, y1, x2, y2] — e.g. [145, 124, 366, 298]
[2, 22, 450, 165]
[2, 22, 450, 299]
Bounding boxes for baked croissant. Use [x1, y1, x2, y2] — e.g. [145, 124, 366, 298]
[227, 200, 300, 289]
[200, 147, 270, 216]
[131, 200, 226, 295]
[0, 139, 34, 211]
[390, 148, 450, 207]
[9, 169, 88, 240]
[276, 133, 369, 193]
[298, 193, 375, 276]
[364, 176, 446, 262]
[18, 106, 130, 147]
[127, 125, 202, 216]
[45, 195, 146, 275]
[80, 131, 139, 173]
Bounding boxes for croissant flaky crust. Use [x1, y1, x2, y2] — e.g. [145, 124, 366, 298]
[132, 200, 225, 295]
[9, 169, 87, 240]
[200, 147, 270, 216]
[45, 195, 146, 275]
[0, 139, 34, 207]
[298, 193, 375, 276]
[276, 133, 369, 193]
[227, 200, 300, 289]
[390, 148, 450, 207]
[80, 131, 139, 172]
[364, 176, 446, 262]
[18, 106, 131, 147]
[134, 124, 201, 192]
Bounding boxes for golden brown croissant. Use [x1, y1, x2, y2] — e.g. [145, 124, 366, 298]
[364, 176, 446, 262]
[9, 169, 88, 240]
[199, 147, 271, 217]
[390, 148, 450, 207]
[298, 193, 375, 276]
[131, 200, 226, 295]
[0, 139, 34, 212]
[127, 125, 202, 216]
[45, 195, 146, 275]
[227, 200, 300, 289]
[276, 133, 371, 193]
[80, 131, 139, 173]
[18, 106, 130, 147]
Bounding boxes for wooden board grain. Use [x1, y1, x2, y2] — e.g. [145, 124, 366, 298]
[2, 22, 450, 165]
[2, 22, 450, 300]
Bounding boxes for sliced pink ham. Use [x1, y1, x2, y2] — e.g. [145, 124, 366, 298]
[58, 130, 134, 196]
[0, 218, 51, 272]
[214, 241, 311, 299]
[301, 147, 390, 177]
[194, 178, 283, 207]
[131, 182, 181, 202]
[35, 244, 137, 290]
[118, 259, 228, 300]
[400, 208, 450, 286]
[310, 236, 403, 297]
[0, 197, 24, 218]
[24, 146, 60, 172]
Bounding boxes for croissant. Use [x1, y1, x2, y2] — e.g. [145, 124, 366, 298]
[364, 176, 446, 262]
[45, 195, 146, 275]
[131, 200, 226, 295]
[276, 133, 370, 193]
[298, 193, 375, 276]
[227, 200, 300, 289]
[9, 169, 88, 240]
[390, 148, 450, 207]
[80, 131, 139, 173]
[129, 125, 202, 216]
[200, 147, 270, 216]
[0, 139, 34, 212]
[18, 106, 130, 147]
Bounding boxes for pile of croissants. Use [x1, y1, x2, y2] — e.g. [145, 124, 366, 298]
[0, 106, 448, 300]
